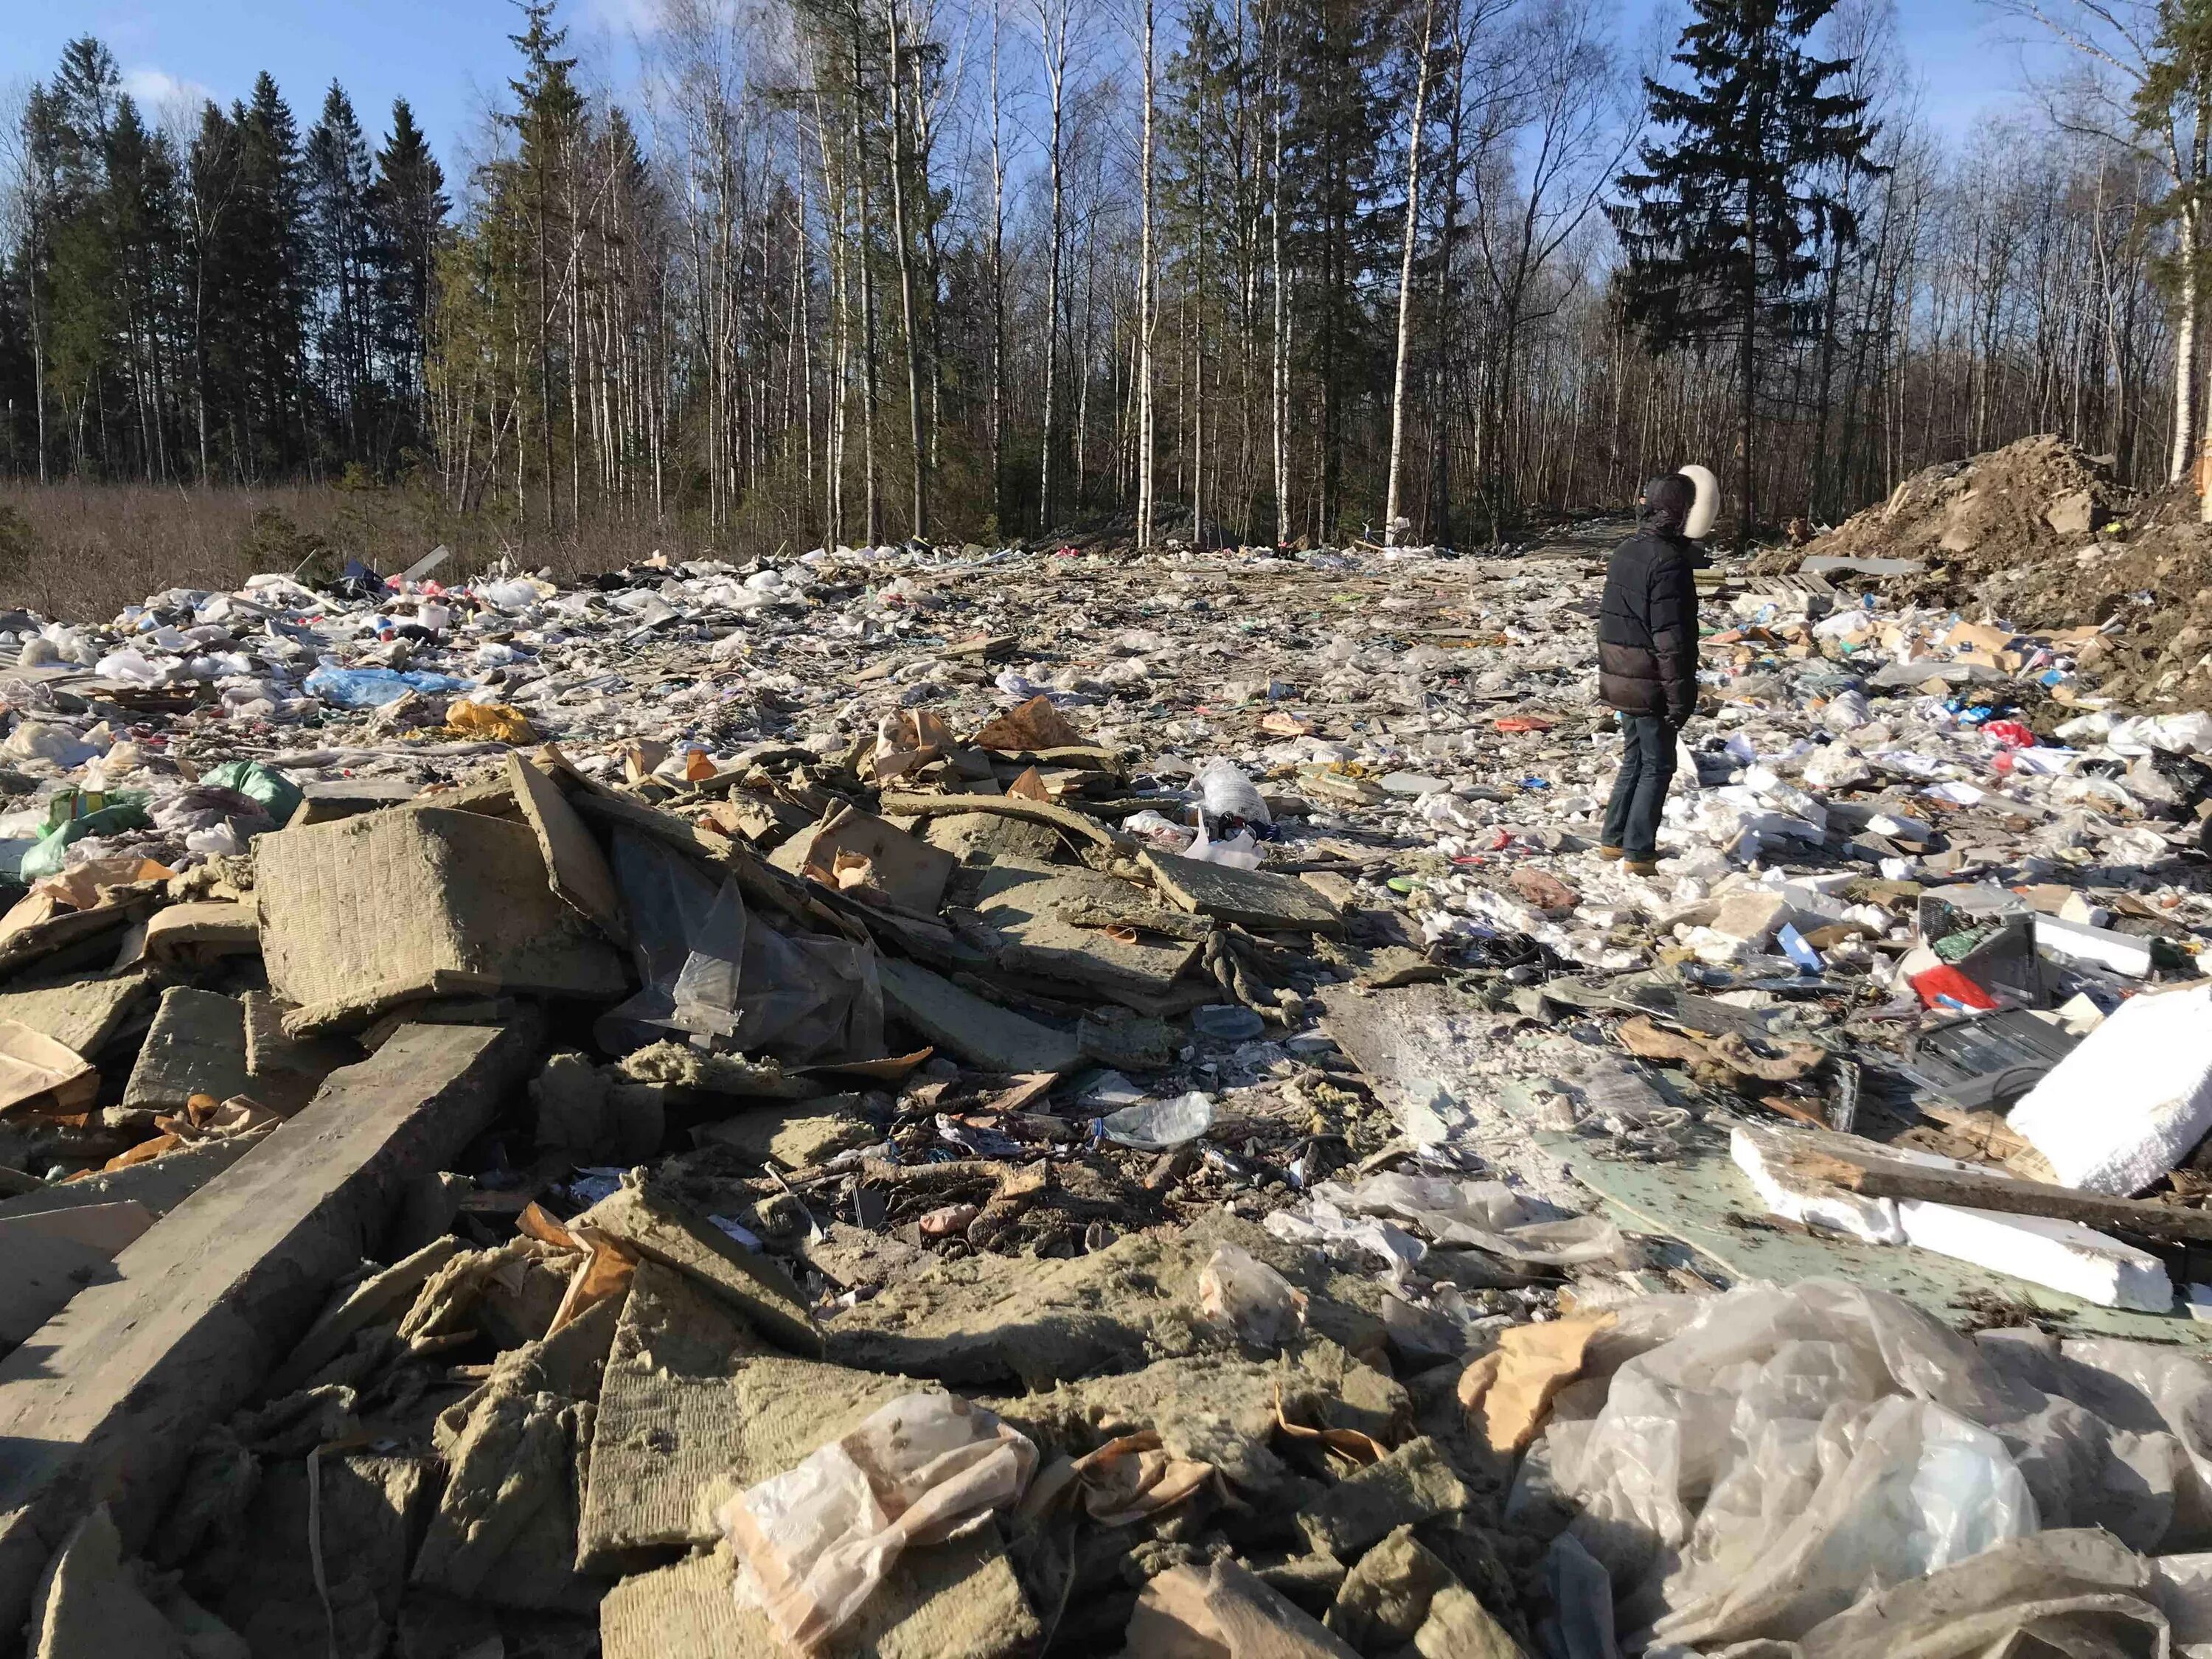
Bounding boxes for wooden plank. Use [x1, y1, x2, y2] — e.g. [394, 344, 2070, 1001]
[1784, 1141, 2212, 1244]
[0, 1019, 540, 1632]
[876, 790, 1123, 850]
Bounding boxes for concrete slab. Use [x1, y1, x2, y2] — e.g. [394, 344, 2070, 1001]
[1144, 850, 1346, 934]
[878, 957, 1080, 1074]
[971, 860, 1203, 995]
[0, 1020, 538, 1632]
[0, 1127, 273, 1222]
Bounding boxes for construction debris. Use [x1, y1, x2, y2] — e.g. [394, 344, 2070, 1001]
[0, 509, 2203, 1655]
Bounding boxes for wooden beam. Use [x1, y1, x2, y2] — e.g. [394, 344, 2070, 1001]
[1785, 1143, 2212, 1244]
[0, 1019, 539, 1632]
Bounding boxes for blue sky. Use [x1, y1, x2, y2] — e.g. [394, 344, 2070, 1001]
[1, 0, 2058, 181]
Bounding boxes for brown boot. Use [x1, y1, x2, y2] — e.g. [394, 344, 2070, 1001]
[1624, 858, 1660, 876]
[1597, 845, 1624, 861]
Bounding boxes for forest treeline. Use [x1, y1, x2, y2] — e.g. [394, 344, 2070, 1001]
[0, 0, 2205, 554]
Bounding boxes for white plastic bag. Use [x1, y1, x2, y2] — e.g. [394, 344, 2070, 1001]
[717, 1392, 1037, 1650]
[1195, 1243, 1308, 1349]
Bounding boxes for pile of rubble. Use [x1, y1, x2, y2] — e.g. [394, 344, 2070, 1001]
[0, 519, 2206, 1658]
[1778, 434, 2212, 714]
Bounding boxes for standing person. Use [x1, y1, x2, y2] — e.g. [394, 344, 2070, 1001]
[1597, 472, 1708, 874]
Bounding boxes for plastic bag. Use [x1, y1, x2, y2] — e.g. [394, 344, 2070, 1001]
[1320, 1173, 1626, 1267]
[716, 1393, 1036, 1651]
[1517, 1276, 2199, 1652]
[304, 664, 476, 708]
[596, 829, 883, 1063]
[1195, 1243, 1307, 1349]
[1101, 1091, 1214, 1150]
[199, 761, 305, 826]
[1185, 818, 1263, 870]
[1195, 757, 1271, 830]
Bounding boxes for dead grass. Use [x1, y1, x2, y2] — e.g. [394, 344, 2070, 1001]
[0, 481, 714, 622]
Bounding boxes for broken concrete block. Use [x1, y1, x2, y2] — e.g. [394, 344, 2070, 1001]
[2045, 489, 2099, 538]
[122, 987, 250, 1115]
[1325, 1523, 1459, 1652]
[255, 807, 629, 1034]
[878, 956, 1080, 1074]
[1144, 849, 1346, 934]
[578, 1264, 925, 1571]
[0, 1020, 538, 1634]
[1298, 1439, 1471, 1559]
[599, 1529, 1041, 1659]
[577, 1177, 821, 1356]
[1706, 890, 1797, 946]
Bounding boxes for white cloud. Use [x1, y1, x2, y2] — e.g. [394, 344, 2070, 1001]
[120, 66, 218, 116]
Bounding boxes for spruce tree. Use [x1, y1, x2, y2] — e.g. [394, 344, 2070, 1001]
[306, 84, 377, 451]
[368, 99, 448, 453]
[1611, 0, 1880, 550]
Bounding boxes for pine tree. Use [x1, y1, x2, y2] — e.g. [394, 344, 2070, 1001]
[1612, 0, 1881, 550]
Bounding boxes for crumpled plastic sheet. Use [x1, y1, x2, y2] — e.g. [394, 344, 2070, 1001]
[1315, 1172, 1629, 1267]
[1512, 1277, 2212, 1658]
[717, 1391, 1037, 1651]
[596, 828, 883, 1064]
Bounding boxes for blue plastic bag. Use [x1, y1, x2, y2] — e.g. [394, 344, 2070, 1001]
[304, 664, 476, 709]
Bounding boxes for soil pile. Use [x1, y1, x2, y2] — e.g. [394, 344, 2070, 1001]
[1789, 433, 2212, 712]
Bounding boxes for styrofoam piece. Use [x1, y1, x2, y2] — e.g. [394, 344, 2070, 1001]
[1729, 1124, 1903, 1244]
[2034, 913, 2154, 978]
[2009, 984, 2212, 1194]
[1895, 1199, 2171, 1312]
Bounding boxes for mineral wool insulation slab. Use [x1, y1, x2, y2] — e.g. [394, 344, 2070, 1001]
[256, 807, 628, 1032]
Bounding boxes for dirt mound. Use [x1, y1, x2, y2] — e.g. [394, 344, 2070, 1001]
[1776, 434, 2212, 712]
[1804, 434, 2119, 574]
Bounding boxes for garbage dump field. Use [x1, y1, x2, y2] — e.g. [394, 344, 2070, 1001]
[0, 460, 2211, 1658]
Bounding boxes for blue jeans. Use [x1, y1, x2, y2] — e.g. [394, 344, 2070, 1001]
[1601, 713, 1677, 859]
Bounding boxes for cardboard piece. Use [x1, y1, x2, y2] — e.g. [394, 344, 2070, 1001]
[1457, 1313, 1615, 1453]
[0, 1023, 95, 1116]
[769, 805, 956, 917]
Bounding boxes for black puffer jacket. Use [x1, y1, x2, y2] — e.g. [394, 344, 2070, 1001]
[1597, 524, 1700, 720]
